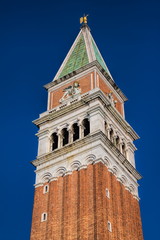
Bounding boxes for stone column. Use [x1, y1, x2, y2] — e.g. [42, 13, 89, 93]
[50, 136, 53, 152]
[78, 120, 84, 139]
[58, 131, 62, 148]
[68, 127, 73, 143]
[113, 135, 117, 146]
[106, 127, 111, 139]
[119, 141, 123, 154]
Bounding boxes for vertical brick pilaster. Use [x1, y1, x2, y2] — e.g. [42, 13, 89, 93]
[70, 171, 78, 239]
[94, 163, 105, 239]
[134, 198, 144, 240]
[87, 164, 95, 240]
[30, 162, 143, 240]
[79, 168, 88, 239]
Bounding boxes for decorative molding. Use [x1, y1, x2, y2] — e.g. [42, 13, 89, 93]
[33, 89, 139, 141]
[50, 177, 58, 182]
[108, 168, 115, 174]
[44, 60, 127, 102]
[64, 170, 72, 176]
[133, 195, 140, 201]
[32, 131, 142, 181]
[78, 165, 87, 170]
[34, 159, 140, 200]
[34, 183, 43, 188]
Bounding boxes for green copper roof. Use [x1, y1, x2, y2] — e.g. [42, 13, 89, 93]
[55, 27, 112, 80]
[58, 34, 89, 78]
[92, 39, 109, 74]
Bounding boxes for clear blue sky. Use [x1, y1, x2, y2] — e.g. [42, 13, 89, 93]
[0, 0, 159, 239]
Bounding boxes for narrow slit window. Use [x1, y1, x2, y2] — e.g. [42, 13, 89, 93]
[43, 185, 49, 194]
[107, 221, 112, 232]
[41, 213, 47, 222]
[106, 188, 110, 199]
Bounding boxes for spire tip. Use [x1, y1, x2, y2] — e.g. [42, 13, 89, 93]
[80, 14, 90, 30]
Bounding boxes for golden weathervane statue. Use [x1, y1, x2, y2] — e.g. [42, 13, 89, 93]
[80, 14, 89, 24]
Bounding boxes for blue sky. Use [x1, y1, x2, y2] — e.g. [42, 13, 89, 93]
[0, 0, 159, 239]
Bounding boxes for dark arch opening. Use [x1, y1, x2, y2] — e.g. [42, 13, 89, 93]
[62, 128, 69, 146]
[83, 118, 90, 137]
[73, 123, 79, 141]
[104, 121, 107, 131]
[115, 136, 120, 149]
[122, 143, 126, 156]
[51, 132, 58, 151]
[110, 129, 114, 142]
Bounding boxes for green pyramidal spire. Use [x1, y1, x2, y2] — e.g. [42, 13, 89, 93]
[54, 25, 112, 80]
[58, 33, 89, 78]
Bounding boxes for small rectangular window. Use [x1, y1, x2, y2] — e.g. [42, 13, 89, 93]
[108, 221, 112, 232]
[41, 212, 47, 222]
[43, 185, 49, 194]
[106, 188, 110, 199]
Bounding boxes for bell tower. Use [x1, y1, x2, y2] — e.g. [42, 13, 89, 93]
[30, 18, 143, 240]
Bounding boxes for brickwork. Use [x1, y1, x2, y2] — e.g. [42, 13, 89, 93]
[49, 72, 123, 116]
[98, 75, 123, 115]
[30, 162, 143, 240]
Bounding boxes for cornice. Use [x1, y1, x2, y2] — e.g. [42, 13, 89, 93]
[31, 130, 142, 181]
[33, 89, 139, 141]
[44, 60, 128, 102]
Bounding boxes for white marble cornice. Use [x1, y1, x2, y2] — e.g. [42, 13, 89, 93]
[33, 89, 139, 141]
[32, 130, 142, 181]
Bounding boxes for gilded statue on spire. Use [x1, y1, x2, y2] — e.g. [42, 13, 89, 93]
[80, 14, 88, 24]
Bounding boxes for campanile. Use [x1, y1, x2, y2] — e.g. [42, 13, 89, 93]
[30, 17, 143, 240]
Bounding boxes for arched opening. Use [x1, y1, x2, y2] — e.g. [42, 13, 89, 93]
[122, 143, 126, 156]
[51, 132, 58, 151]
[62, 128, 69, 146]
[115, 136, 120, 149]
[73, 123, 79, 141]
[110, 129, 114, 142]
[83, 118, 90, 137]
[104, 121, 108, 135]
